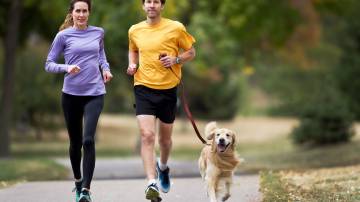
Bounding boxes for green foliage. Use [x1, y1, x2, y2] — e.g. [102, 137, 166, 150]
[219, 0, 300, 48]
[292, 87, 354, 145]
[13, 38, 63, 134]
[184, 13, 247, 120]
[3, 0, 360, 133]
[89, 1, 142, 112]
[327, 1, 360, 120]
[335, 55, 360, 120]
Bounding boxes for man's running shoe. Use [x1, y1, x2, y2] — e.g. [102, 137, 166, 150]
[156, 162, 170, 193]
[145, 183, 160, 200]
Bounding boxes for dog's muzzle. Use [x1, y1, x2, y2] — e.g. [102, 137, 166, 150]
[217, 138, 229, 152]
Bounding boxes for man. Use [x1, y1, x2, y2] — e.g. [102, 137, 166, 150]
[127, 0, 196, 200]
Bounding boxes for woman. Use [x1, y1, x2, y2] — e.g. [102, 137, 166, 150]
[45, 0, 112, 201]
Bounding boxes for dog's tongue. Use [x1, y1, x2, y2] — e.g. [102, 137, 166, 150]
[218, 144, 227, 152]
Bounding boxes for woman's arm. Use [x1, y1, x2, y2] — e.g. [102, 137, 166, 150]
[45, 33, 70, 73]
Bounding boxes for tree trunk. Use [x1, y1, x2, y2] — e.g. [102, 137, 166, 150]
[0, 0, 22, 157]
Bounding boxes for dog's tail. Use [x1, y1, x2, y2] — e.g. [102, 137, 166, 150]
[205, 121, 217, 137]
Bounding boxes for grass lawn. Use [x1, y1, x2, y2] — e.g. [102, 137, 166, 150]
[260, 166, 360, 201]
[0, 158, 68, 188]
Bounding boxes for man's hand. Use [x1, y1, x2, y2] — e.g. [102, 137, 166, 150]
[127, 63, 137, 75]
[159, 53, 176, 68]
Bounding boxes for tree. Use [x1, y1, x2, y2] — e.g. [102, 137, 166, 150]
[0, 0, 66, 156]
[0, 0, 22, 157]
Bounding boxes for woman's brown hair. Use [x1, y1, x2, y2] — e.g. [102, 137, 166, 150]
[59, 0, 92, 31]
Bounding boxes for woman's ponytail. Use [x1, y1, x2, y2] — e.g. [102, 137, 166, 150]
[59, 13, 73, 31]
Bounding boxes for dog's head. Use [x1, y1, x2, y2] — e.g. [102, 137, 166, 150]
[205, 122, 236, 153]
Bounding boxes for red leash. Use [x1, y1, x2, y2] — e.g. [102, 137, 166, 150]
[169, 68, 209, 145]
[159, 53, 209, 145]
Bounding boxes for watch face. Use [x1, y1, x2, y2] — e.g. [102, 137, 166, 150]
[176, 57, 181, 64]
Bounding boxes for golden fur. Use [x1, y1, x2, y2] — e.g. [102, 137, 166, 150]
[198, 122, 241, 202]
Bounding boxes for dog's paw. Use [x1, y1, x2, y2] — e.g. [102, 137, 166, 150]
[221, 193, 231, 201]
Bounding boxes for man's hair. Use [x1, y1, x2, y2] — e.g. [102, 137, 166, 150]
[142, 0, 166, 5]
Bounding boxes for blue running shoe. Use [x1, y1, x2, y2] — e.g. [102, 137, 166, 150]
[145, 183, 160, 200]
[79, 190, 92, 202]
[156, 162, 170, 193]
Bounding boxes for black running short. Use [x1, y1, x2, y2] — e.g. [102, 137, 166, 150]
[134, 85, 177, 124]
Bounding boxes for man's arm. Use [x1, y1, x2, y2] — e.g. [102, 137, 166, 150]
[159, 46, 196, 68]
[178, 46, 196, 64]
[127, 50, 139, 75]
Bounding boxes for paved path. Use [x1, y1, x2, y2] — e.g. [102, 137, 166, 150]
[0, 158, 262, 202]
[55, 158, 202, 179]
[0, 176, 261, 202]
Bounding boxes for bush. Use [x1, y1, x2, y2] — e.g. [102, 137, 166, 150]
[292, 87, 355, 145]
[182, 68, 245, 120]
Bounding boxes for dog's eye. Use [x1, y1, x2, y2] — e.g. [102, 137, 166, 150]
[216, 134, 220, 137]
[226, 134, 230, 137]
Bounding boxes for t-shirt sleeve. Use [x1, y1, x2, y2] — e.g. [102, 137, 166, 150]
[178, 24, 195, 50]
[128, 28, 138, 51]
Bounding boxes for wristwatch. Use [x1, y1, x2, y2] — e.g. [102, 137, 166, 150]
[175, 56, 182, 64]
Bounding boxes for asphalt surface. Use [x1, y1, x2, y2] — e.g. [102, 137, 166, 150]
[0, 158, 262, 202]
[0, 176, 261, 202]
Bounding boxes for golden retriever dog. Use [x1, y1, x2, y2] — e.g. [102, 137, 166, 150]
[198, 122, 241, 202]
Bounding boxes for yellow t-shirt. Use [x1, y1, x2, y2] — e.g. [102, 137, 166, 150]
[128, 18, 195, 89]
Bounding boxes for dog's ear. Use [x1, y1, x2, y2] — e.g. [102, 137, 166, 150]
[231, 131, 237, 149]
[205, 122, 217, 140]
[206, 130, 215, 140]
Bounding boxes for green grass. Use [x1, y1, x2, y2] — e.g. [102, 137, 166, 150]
[260, 171, 290, 202]
[0, 158, 68, 188]
[261, 166, 360, 202]
[238, 137, 360, 172]
[12, 135, 360, 171]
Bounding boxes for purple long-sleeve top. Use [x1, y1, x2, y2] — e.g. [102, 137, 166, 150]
[45, 26, 110, 96]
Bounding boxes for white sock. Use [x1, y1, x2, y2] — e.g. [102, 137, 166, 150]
[148, 179, 157, 186]
[158, 159, 168, 171]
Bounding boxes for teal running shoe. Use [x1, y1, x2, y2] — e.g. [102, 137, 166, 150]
[145, 183, 160, 200]
[72, 187, 81, 202]
[156, 162, 170, 193]
[79, 190, 92, 202]
[73, 179, 82, 202]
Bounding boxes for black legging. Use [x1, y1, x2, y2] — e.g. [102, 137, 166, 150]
[62, 93, 104, 189]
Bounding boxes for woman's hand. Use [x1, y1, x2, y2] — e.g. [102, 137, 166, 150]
[103, 70, 113, 83]
[68, 65, 81, 74]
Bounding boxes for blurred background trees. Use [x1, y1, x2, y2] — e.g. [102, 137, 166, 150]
[1, 0, 360, 156]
